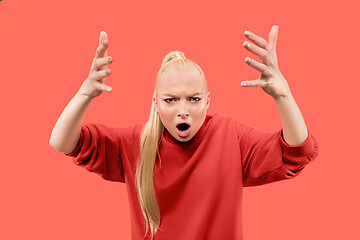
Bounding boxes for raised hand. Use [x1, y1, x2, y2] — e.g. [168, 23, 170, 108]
[79, 31, 113, 98]
[241, 25, 291, 99]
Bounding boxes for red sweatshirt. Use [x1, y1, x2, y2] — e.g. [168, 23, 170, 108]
[65, 112, 319, 240]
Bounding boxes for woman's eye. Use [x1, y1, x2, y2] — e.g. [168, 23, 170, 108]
[164, 98, 175, 103]
[190, 97, 201, 102]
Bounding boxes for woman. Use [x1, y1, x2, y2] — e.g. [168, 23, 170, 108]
[49, 25, 319, 240]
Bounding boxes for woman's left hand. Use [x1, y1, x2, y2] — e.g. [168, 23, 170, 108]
[241, 25, 291, 99]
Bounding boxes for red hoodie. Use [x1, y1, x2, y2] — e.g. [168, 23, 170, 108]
[65, 112, 319, 239]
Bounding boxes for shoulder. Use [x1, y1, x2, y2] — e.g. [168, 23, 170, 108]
[205, 112, 237, 132]
[207, 112, 251, 138]
[208, 112, 247, 127]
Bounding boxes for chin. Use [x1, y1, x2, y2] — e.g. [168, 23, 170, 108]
[174, 132, 193, 142]
[173, 134, 189, 142]
[177, 137, 192, 142]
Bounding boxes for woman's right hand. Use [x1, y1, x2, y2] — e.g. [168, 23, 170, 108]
[79, 31, 113, 98]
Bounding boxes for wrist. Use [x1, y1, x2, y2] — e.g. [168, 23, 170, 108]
[273, 91, 293, 102]
[76, 90, 95, 102]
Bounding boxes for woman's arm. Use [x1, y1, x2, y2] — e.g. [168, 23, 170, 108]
[49, 31, 113, 154]
[49, 93, 93, 154]
[241, 25, 308, 146]
[274, 94, 308, 146]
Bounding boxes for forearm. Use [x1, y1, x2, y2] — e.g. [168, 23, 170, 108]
[274, 93, 308, 146]
[49, 91, 94, 154]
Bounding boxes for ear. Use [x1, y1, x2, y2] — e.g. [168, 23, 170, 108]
[153, 96, 158, 112]
[206, 92, 211, 109]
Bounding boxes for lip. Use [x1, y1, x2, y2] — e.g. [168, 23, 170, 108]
[176, 127, 191, 138]
[176, 122, 191, 127]
[176, 122, 191, 138]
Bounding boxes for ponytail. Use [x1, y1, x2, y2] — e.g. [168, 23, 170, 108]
[136, 98, 164, 239]
[135, 50, 205, 239]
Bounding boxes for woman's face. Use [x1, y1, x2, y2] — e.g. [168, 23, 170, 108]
[154, 68, 210, 142]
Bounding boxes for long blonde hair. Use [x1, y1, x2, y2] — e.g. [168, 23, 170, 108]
[135, 50, 206, 239]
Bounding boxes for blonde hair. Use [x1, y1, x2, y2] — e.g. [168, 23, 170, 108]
[135, 50, 206, 239]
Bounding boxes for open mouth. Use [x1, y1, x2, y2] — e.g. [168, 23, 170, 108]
[176, 123, 190, 132]
[176, 123, 191, 138]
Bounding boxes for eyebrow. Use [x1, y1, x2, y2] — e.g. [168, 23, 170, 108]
[162, 92, 203, 97]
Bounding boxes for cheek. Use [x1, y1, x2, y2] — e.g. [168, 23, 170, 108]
[190, 102, 207, 113]
[158, 104, 176, 120]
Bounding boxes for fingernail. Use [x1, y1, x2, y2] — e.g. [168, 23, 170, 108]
[108, 56, 112, 63]
[106, 69, 111, 74]
[244, 31, 250, 37]
[241, 82, 247, 87]
[245, 57, 251, 63]
[243, 42, 250, 48]
[107, 88, 112, 92]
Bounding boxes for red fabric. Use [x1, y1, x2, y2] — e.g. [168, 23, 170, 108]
[65, 112, 319, 240]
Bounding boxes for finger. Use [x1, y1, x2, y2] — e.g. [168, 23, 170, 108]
[244, 30, 268, 50]
[245, 57, 270, 75]
[95, 41, 109, 59]
[241, 79, 272, 88]
[99, 31, 108, 45]
[96, 31, 109, 58]
[243, 41, 268, 60]
[268, 25, 279, 51]
[93, 69, 111, 81]
[95, 82, 112, 93]
[92, 56, 113, 70]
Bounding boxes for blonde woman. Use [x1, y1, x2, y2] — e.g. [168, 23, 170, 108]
[49, 25, 319, 240]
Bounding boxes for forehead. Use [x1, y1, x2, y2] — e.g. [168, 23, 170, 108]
[156, 69, 206, 95]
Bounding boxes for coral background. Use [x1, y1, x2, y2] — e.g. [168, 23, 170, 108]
[1, 0, 359, 239]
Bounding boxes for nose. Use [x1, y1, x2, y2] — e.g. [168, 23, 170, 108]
[177, 101, 189, 118]
[178, 112, 189, 118]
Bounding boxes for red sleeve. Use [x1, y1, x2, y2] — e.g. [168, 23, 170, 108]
[236, 121, 319, 187]
[65, 123, 129, 183]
